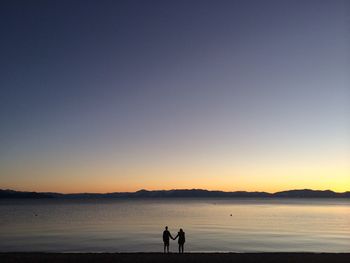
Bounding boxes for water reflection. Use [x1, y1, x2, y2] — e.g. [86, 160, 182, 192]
[0, 198, 349, 252]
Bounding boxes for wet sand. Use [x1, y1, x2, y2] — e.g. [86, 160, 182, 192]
[1, 253, 350, 263]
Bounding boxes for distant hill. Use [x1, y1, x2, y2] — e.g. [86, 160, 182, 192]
[0, 189, 59, 199]
[0, 188, 349, 199]
[273, 189, 345, 198]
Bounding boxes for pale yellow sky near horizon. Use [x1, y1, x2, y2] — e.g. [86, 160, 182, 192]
[2, 150, 349, 193]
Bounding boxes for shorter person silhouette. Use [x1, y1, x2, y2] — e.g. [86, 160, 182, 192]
[173, 228, 185, 253]
[162, 226, 174, 253]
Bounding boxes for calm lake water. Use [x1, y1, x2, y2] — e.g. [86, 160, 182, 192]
[0, 198, 349, 252]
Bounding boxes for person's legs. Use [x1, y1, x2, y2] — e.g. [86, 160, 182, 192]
[164, 241, 170, 253]
[180, 244, 184, 253]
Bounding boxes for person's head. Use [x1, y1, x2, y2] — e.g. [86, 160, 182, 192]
[165, 226, 168, 230]
[180, 228, 183, 232]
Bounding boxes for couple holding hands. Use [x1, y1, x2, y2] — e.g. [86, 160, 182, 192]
[162, 226, 185, 253]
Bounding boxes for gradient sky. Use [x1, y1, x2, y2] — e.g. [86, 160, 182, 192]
[1, 0, 349, 193]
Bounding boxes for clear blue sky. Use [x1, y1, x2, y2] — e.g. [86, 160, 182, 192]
[1, 0, 349, 193]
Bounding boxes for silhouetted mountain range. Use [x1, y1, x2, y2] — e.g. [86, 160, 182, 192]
[1, 189, 349, 199]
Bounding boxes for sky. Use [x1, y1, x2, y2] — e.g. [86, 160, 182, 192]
[1, 0, 349, 193]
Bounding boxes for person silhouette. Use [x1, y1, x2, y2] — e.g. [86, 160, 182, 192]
[162, 226, 174, 253]
[173, 228, 185, 253]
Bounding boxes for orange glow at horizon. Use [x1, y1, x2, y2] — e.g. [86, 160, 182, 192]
[2, 154, 349, 194]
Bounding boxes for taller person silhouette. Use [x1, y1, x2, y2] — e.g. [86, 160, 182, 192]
[162, 226, 174, 253]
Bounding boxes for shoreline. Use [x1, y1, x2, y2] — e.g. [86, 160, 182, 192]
[1, 252, 350, 263]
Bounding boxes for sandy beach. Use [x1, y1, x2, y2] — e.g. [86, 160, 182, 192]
[1, 253, 350, 263]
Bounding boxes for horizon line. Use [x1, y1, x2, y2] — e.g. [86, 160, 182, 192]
[1, 188, 349, 195]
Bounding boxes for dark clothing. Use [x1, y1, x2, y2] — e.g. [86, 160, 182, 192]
[163, 229, 173, 253]
[177, 231, 185, 244]
[178, 243, 184, 253]
[163, 230, 172, 243]
[174, 231, 185, 253]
